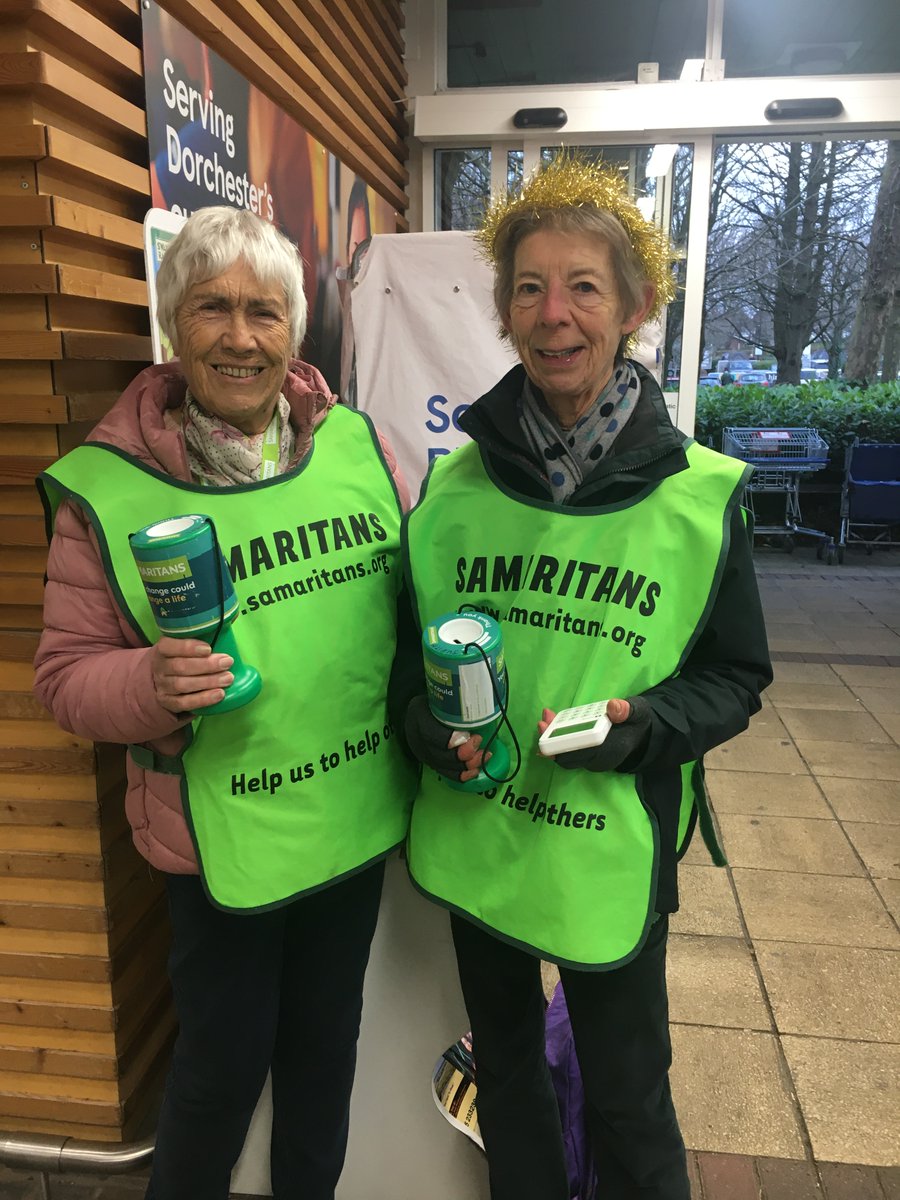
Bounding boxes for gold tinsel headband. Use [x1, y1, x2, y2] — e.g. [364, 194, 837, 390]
[475, 154, 676, 322]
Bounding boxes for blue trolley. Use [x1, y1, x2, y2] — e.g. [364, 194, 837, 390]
[836, 439, 900, 563]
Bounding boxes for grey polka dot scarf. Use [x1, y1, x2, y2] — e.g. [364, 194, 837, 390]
[519, 361, 641, 503]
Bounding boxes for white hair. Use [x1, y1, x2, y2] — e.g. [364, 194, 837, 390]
[156, 206, 307, 353]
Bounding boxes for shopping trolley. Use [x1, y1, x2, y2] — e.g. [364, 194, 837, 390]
[722, 427, 836, 561]
[836, 439, 900, 562]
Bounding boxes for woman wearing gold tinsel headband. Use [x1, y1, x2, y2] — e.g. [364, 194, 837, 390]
[402, 156, 771, 1199]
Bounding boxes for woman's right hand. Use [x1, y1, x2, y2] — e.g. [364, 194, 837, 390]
[404, 695, 489, 783]
[150, 637, 234, 715]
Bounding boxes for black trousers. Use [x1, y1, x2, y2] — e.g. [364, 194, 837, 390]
[451, 914, 690, 1200]
[145, 861, 385, 1200]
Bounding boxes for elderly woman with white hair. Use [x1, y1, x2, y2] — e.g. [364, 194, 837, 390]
[34, 206, 415, 1200]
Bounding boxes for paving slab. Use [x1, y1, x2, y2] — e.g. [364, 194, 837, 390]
[873, 711, 900, 743]
[781, 1036, 900, 1167]
[670, 1025, 805, 1159]
[873, 877, 900, 921]
[767, 635, 841, 654]
[795, 739, 900, 781]
[765, 622, 825, 640]
[667, 935, 771, 1031]
[830, 634, 900, 655]
[705, 770, 830, 818]
[758, 604, 816, 622]
[766, 682, 860, 711]
[755, 1157, 823, 1199]
[732, 869, 900, 949]
[706, 738, 807, 775]
[540, 960, 560, 1002]
[0, 1171, 151, 1200]
[755, 942, 900, 1041]
[734, 707, 789, 738]
[789, 588, 857, 603]
[778, 708, 892, 744]
[681, 826, 722, 867]
[716, 814, 863, 876]
[0, 1166, 37, 1199]
[669, 864, 744, 938]
[841, 821, 900, 878]
[818, 1162, 890, 1200]
[49, 1180, 149, 1199]
[685, 1152, 703, 1198]
[763, 628, 844, 648]
[696, 1152, 759, 1199]
[770, 663, 841, 684]
[850, 685, 900, 715]
[831, 664, 900, 688]
[766, 595, 862, 615]
[816, 777, 900, 824]
[813, 614, 890, 631]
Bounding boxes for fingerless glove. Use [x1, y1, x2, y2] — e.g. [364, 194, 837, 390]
[404, 695, 467, 781]
[554, 696, 652, 773]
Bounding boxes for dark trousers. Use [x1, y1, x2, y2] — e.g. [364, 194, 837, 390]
[145, 861, 385, 1200]
[451, 914, 690, 1200]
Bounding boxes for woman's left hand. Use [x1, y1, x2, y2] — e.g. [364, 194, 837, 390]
[537, 698, 631, 737]
[537, 697, 651, 772]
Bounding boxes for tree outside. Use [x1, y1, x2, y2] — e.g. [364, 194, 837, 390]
[434, 138, 899, 388]
[844, 140, 900, 384]
[435, 148, 491, 231]
[702, 139, 895, 384]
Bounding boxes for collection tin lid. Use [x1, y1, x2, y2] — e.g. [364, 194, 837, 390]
[423, 610, 500, 660]
[129, 514, 210, 551]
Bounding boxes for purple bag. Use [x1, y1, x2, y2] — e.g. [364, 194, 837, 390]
[545, 982, 597, 1200]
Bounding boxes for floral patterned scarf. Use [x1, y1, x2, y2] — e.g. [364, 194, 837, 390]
[183, 390, 296, 487]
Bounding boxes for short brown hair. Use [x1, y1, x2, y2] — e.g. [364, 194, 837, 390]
[493, 206, 652, 336]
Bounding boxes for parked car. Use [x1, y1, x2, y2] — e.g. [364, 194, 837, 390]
[697, 373, 723, 387]
[734, 370, 773, 387]
[716, 358, 753, 375]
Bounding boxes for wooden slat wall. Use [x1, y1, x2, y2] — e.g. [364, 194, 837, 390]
[0, 0, 408, 1143]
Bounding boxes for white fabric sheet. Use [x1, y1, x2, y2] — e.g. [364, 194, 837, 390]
[351, 231, 517, 500]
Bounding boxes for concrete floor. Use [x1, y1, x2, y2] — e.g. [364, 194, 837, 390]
[2, 544, 898, 1199]
[666, 544, 900, 1196]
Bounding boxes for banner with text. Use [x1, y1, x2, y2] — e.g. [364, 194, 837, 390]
[141, 1, 393, 383]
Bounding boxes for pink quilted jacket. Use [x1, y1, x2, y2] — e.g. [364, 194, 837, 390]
[33, 361, 409, 875]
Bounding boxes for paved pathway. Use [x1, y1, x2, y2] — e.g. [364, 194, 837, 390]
[2, 545, 898, 1199]
[669, 545, 900, 1199]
